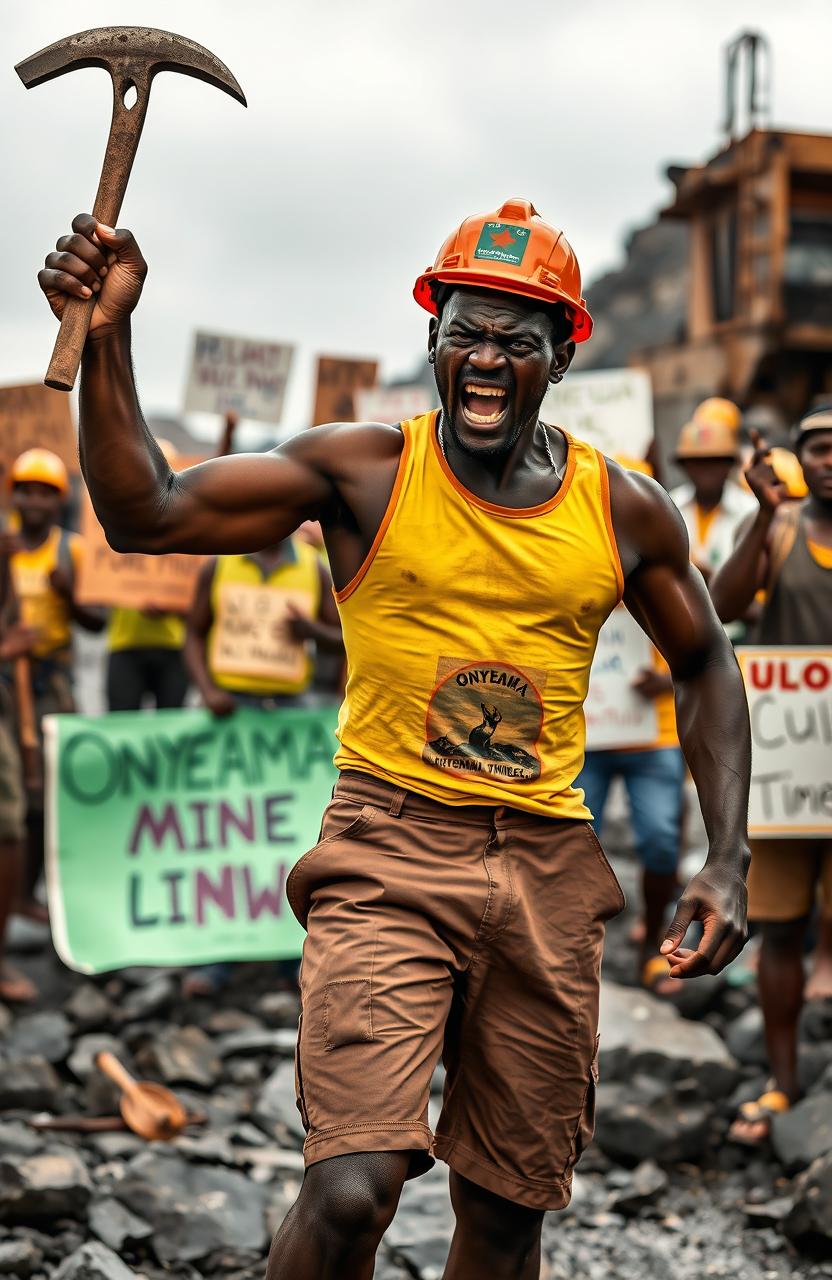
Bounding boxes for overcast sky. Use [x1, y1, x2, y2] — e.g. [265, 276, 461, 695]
[3, 0, 831, 443]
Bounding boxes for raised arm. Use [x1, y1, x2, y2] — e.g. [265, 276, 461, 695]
[709, 431, 790, 622]
[608, 462, 750, 978]
[38, 215, 396, 556]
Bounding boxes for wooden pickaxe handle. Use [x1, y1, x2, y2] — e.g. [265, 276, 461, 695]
[13, 655, 41, 792]
[45, 76, 152, 392]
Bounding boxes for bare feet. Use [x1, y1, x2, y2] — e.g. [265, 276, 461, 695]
[628, 918, 647, 946]
[0, 962, 37, 1003]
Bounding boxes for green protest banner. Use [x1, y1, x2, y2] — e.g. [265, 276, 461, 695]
[44, 705, 339, 973]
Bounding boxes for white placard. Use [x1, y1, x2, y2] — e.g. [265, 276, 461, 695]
[584, 606, 658, 751]
[542, 368, 653, 459]
[184, 331, 294, 424]
[355, 385, 433, 424]
[737, 647, 832, 838]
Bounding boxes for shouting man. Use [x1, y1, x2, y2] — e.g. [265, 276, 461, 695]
[38, 199, 749, 1280]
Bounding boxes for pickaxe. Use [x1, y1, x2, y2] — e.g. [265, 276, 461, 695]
[16, 27, 246, 392]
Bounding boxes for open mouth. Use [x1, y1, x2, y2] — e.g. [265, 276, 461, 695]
[459, 382, 509, 426]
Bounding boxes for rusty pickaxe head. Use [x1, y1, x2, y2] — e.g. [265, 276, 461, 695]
[15, 27, 246, 392]
[15, 26, 246, 110]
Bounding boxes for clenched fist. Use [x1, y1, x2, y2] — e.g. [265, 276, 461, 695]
[38, 213, 147, 337]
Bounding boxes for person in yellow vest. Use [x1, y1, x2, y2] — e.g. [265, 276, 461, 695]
[40, 201, 751, 1280]
[7, 449, 105, 922]
[184, 536, 343, 715]
[106, 425, 239, 711]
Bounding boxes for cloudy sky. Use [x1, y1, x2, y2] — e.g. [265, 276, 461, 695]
[3, 0, 831, 442]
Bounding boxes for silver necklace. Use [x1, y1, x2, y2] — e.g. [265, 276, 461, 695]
[437, 416, 565, 481]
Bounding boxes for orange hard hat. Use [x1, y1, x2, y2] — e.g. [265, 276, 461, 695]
[692, 397, 741, 433]
[9, 448, 69, 495]
[413, 198, 593, 344]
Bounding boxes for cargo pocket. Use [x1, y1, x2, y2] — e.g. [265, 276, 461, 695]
[566, 1036, 600, 1172]
[286, 802, 377, 925]
[323, 977, 374, 1051]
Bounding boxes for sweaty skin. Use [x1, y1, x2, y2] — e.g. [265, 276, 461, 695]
[39, 215, 750, 1280]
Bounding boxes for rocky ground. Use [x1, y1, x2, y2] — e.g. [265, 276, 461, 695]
[2, 802, 832, 1279]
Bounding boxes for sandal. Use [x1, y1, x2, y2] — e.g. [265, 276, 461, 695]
[728, 1088, 790, 1146]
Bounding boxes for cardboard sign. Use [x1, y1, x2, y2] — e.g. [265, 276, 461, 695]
[541, 368, 654, 459]
[312, 356, 378, 426]
[44, 706, 340, 972]
[75, 490, 205, 613]
[210, 583, 314, 683]
[737, 647, 832, 838]
[584, 606, 658, 751]
[354, 385, 433, 424]
[0, 383, 78, 501]
[184, 330, 294, 424]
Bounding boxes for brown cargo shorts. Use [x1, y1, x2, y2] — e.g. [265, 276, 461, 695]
[286, 770, 625, 1210]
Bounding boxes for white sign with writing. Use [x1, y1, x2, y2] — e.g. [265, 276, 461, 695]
[737, 647, 832, 838]
[354, 386, 433, 424]
[541, 368, 653, 459]
[584, 607, 658, 751]
[184, 331, 294, 424]
[210, 584, 314, 684]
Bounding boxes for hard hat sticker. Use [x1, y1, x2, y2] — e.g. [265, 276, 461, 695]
[473, 222, 530, 267]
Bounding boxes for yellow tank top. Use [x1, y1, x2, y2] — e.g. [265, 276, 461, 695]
[208, 540, 321, 696]
[11, 527, 84, 658]
[107, 608, 186, 653]
[334, 411, 623, 817]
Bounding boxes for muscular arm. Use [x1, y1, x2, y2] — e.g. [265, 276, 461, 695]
[609, 462, 749, 977]
[41, 216, 399, 557]
[708, 510, 771, 622]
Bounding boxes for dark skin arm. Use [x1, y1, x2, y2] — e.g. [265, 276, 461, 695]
[48, 561, 106, 633]
[183, 559, 235, 718]
[286, 560, 344, 653]
[710, 430, 789, 622]
[608, 461, 750, 978]
[39, 216, 399, 563]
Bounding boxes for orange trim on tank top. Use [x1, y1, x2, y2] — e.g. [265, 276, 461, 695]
[333, 425, 412, 603]
[597, 451, 625, 603]
[429, 413, 577, 518]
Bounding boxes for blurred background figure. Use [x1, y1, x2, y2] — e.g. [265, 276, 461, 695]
[5, 449, 104, 923]
[711, 408, 832, 1144]
[669, 399, 757, 585]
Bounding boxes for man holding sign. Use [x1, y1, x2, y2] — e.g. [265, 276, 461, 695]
[712, 407, 832, 1144]
[38, 200, 750, 1280]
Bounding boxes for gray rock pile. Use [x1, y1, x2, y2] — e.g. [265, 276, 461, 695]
[0, 928, 831, 1277]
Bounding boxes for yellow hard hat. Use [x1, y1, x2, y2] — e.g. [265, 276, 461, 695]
[675, 418, 739, 461]
[693, 397, 742, 433]
[9, 448, 69, 495]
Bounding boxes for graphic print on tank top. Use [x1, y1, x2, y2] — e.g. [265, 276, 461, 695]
[423, 656, 547, 783]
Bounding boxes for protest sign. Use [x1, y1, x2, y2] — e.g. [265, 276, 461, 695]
[0, 383, 78, 501]
[737, 647, 832, 837]
[354, 385, 433, 424]
[75, 490, 205, 613]
[312, 356, 378, 425]
[210, 583, 314, 683]
[584, 606, 658, 750]
[541, 368, 653, 459]
[45, 705, 340, 972]
[184, 330, 294, 424]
